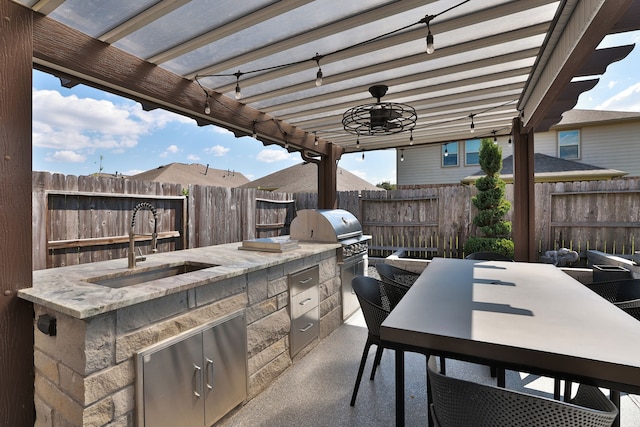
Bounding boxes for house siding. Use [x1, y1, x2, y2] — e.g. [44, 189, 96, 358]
[397, 137, 514, 185]
[398, 114, 640, 185]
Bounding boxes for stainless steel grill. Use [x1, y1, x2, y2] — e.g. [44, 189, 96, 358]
[290, 209, 370, 263]
[290, 209, 371, 319]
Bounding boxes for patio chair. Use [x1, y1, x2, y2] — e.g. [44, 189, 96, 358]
[427, 356, 618, 427]
[562, 279, 640, 402]
[375, 262, 420, 291]
[585, 278, 640, 300]
[350, 276, 406, 406]
[615, 302, 640, 320]
[465, 251, 514, 261]
[561, 280, 640, 407]
[585, 278, 640, 320]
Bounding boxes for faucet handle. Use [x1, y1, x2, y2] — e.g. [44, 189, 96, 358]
[136, 247, 146, 262]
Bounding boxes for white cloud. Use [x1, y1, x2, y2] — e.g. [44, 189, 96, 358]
[212, 126, 234, 135]
[160, 145, 180, 157]
[122, 169, 144, 176]
[607, 80, 618, 89]
[256, 149, 294, 163]
[597, 82, 640, 111]
[187, 154, 200, 161]
[204, 145, 230, 156]
[45, 150, 86, 163]
[32, 89, 192, 154]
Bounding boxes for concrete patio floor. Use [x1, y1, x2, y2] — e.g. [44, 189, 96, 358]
[218, 308, 640, 426]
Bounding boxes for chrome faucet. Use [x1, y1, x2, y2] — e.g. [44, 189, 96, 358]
[129, 202, 158, 268]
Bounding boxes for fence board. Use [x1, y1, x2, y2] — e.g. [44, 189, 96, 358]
[32, 172, 640, 268]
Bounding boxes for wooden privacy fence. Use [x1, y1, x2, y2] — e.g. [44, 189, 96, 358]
[32, 172, 640, 269]
[536, 178, 640, 257]
[357, 179, 640, 260]
[33, 172, 297, 270]
[33, 172, 185, 269]
[186, 185, 295, 248]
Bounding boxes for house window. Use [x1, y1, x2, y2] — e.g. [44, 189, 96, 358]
[442, 142, 458, 167]
[558, 129, 580, 159]
[465, 139, 481, 165]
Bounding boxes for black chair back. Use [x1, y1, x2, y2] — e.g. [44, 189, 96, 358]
[375, 263, 419, 291]
[352, 276, 405, 336]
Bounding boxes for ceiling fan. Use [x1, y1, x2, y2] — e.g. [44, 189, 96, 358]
[342, 85, 417, 136]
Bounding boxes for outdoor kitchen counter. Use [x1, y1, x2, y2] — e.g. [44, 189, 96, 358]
[19, 241, 340, 319]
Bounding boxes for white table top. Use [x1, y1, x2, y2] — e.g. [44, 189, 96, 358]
[380, 257, 640, 392]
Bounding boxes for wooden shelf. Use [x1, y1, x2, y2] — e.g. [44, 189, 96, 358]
[47, 231, 181, 250]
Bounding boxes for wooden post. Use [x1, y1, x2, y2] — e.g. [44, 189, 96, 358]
[512, 117, 536, 262]
[318, 143, 339, 209]
[0, 2, 35, 425]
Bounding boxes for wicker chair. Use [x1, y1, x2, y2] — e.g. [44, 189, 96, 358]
[562, 280, 640, 406]
[586, 278, 640, 301]
[585, 278, 640, 320]
[350, 276, 408, 406]
[375, 263, 420, 291]
[427, 356, 618, 427]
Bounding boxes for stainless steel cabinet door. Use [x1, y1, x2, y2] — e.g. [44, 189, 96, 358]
[142, 332, 204, 427]
[203, 313, 247, 426]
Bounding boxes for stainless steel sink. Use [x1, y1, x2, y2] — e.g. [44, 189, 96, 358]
[86, 261, 218, 288]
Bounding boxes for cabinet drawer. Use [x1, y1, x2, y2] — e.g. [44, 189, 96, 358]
[290, 306, 319, 356]
[291, 286, 319, 319]
[289, 266, 319, 296]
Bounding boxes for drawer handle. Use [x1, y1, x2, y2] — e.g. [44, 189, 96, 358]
[299, 277, 313, 284]
[299, 322, 314, 332]
[299, 297, 313, 306]
[193, 364, 202, 398]
[205, 358, 214, 390]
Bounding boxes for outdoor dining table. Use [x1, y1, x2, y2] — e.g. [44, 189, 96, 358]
[380, 257, 640, 427]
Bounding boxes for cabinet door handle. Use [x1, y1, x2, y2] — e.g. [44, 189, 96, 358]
[299, 277, 313, 284]
[205, 358, 214, 390]
[299, 322, 314, 332]
[299, 297, 313, 306]
[193, 364, 202, 398]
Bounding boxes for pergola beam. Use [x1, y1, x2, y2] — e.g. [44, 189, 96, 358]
[31, 13, 340, 160]
[521, 0, 635, 130]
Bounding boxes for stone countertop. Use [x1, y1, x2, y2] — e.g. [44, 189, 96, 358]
[19, 241, 340, 319]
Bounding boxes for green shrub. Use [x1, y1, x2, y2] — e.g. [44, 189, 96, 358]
[464, 138, 513, 258]
[465, 237, 514, 259]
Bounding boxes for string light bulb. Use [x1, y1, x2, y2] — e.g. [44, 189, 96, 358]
[251, 121, 257, 139]
[400, 149, 404, 162]
[203, 91, 211, 114]
[409, 129, 414, 145]
[508, 137, 512, 146]
[314, 131, 319, 145]
[234, 71, 242, 100]
[444, 144, 448, 157]
[469, 114, 475, 133]
[492, 130, 498, 143]
[314, 53, 323, 87]
[426, 22, 435, 54]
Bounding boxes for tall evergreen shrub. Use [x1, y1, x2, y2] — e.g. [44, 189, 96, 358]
[464, 138, 514, 258]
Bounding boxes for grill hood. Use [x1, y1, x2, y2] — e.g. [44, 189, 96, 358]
[290, 209, 363, 243]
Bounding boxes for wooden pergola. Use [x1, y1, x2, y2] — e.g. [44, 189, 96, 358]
[1, 0, 638, 424]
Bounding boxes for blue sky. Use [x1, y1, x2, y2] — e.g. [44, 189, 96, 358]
[31, 31, 640, 184]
